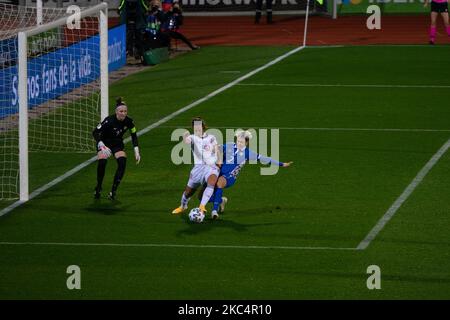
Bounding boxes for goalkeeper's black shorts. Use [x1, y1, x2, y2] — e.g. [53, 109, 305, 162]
[98, 141, 125, 155]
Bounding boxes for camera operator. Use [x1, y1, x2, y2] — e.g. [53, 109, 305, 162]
[160, 1, 199, 50]
[118, 0, 149, 58]
[143, 0, 170, 49]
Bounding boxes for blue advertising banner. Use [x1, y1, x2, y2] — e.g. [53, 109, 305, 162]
[108, 24, 126, 73]
[0, 24, 126, 119]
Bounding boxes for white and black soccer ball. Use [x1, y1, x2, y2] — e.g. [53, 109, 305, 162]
[189, 208, 205, 223]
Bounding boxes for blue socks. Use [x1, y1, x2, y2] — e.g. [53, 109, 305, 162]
[212, 188, 223, 212]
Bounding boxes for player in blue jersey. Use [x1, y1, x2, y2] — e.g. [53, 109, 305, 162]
[201, 129, 293, 219]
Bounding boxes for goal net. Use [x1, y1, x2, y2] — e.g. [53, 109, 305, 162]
[0, 2, 108, 201]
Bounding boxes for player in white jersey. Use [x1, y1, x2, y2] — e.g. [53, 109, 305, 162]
[172, 117, 220, 216]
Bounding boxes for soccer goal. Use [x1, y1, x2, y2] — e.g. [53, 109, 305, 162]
[0, 2, 109, 202]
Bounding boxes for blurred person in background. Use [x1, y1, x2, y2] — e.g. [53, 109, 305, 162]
[144, 0, 170, 49]
[118, 0, 149, 58]
[255, 0, 274, 24]
[160, 1, 199, 50]
[424, 0, 450, 44]
[161, 0, 174, 12]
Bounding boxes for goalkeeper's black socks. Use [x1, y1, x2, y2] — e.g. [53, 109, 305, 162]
[94, 188, 101, 199]
[95, 159, 107, 199]
[111, 157, 127, 197]
[97, 159, 107, 188]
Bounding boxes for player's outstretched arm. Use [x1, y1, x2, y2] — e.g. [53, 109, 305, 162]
[248, 149, 287, 167]
[282, 161, 293, 168]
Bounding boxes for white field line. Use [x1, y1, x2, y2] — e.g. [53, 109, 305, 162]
[0, 46, 306, 218]
[306, 45, 449, 48]
[346, 44, 450, 48]
[159, 126, 450, 133]
[0, 241, 356, 251]
[357, 138, 450, 250]
[237, 83, 450, 89]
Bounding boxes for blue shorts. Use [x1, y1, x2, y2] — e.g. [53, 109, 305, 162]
[208, 174, 236, 204]
[223, 174, 236, 188]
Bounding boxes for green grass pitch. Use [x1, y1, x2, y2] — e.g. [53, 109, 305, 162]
[0, 45, 450, 299]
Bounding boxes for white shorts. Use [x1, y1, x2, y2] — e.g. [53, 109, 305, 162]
[187, 164, 219, 189]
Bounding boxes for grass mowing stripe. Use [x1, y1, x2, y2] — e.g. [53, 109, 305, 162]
[0, 241, 356, 251]
[238, 83, 450, 89]
[0, 45, 305, 218]
[357, 137, 450, 250]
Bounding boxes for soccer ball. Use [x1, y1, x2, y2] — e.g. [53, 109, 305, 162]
[188, 208, 205, 223]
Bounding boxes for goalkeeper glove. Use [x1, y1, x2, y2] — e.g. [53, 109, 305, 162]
[134, 146, 141, 164]
[98, 141, 112, 158]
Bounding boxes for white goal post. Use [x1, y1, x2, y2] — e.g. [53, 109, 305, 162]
[15, 2, 109, 202]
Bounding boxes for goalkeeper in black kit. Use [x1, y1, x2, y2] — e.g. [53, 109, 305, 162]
[92, 97, 141, 200]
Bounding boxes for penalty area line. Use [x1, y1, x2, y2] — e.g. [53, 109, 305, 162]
[0, 241, 357, 251]
[357, 137, 450, 250]
[0, 45, 307, 218]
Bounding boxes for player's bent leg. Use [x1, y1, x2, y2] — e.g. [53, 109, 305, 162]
[220, 197, 228, 213]
[200, 173, 218, 214]
[211, 176, 228, 219]
[266, 0, 273, 24]
[430, 12, 438, 44]
[172, 186, 196, 214]
[95, 158, 108, 199]
[211, 188, 223, 219]
[184, 185, 196, 198]
[431, 11, 438, 25]
[197, 183, 207, 201]
[216, 176, 227, 189]
[208, 176, 226, 204]
[114, 151, 126, 158]
[109, 152, 127, 200]
[255, 0, 262, 24]
[442, 12, 450, 37]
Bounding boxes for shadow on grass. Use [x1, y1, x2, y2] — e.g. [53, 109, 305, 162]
[83, 200, 129, 215]
[175, 207, 291, 237]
